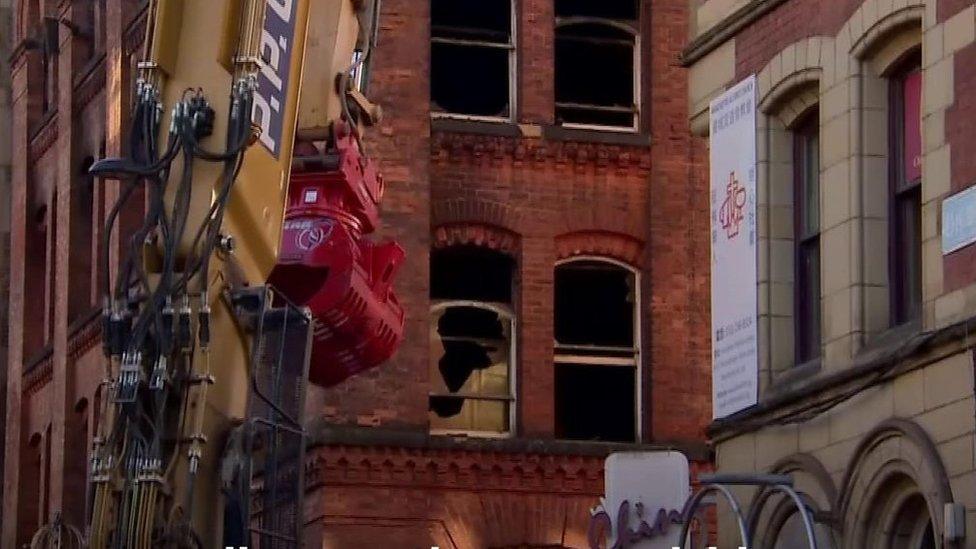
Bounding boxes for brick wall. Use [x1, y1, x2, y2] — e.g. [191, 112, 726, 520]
[314, 0, 713, 444]
[734, 0, 861, 79]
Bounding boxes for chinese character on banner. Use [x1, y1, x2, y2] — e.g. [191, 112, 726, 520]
[718, 172, 747, 239]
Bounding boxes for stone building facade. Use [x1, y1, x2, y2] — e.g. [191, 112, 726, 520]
[684, 0, 976, 546]
[2, 0, 712, 548]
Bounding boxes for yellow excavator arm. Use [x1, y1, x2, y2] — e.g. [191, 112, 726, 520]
[75, 1, 375, 547]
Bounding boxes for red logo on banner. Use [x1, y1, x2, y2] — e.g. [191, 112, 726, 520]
[719, 171, 747, 239]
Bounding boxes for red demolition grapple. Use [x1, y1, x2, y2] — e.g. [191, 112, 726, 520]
[267, 124, 405, 387]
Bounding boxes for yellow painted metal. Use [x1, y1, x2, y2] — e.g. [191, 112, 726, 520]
[297, 0, 361, 136]
[126, 0, 374, 544]
[151, 0, 311, 284]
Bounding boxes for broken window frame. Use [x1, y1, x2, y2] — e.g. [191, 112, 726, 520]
[430, 0, 517, 123]
[553, 256, 641, 441]
[554, 16, 641, 132]
[428, 300, 517, 438]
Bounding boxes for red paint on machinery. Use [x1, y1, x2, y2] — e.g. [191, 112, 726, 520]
[268, 123, 405, 387]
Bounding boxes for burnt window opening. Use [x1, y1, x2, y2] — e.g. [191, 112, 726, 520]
[430, 245, 515, 304]
[429, 245, 516, 435]
[555, 2, 639, 130]
[555, 0, 639, 20]
[431, 0, 514, 119]
[429, 304, 514, 434]
[555, 363, 635, 442]
[554, 259, 639, 442]
[555, 260, 635, 347]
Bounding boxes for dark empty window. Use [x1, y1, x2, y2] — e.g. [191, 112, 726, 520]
[431, 0, 513, 119]
[890, 54, 922, 326]
[555, 1, 639, 130]
[429, 246, 516, 434]
[554, 259, 639, 442]
[794, 112, 821, 364]
[68, 156, 96, 322]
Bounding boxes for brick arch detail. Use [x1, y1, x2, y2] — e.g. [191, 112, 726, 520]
[554, 231, 643, 266]
[553, 203, 644, 242]
[432, 223, 521, 255]
[431, 197, 525, 235]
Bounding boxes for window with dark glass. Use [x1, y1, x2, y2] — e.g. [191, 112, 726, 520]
[429, 246, 516, 435]
[68, 156, 97, 323]
[554, 259, 639, 442]
[890, 54, 922, 325]
[555, 0, 639, 130]
[794, 112, 821, 364]
[430, 0, 514, 119]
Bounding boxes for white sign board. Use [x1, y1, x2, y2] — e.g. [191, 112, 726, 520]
[588, 452, 690, 549]
[943, 185, 976, 254]
[709, 76, 759, 419]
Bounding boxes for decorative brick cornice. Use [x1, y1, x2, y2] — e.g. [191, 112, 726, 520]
[28, 111, 59, 161]
[73, 56, 106, 111]
[124, 10, 148, 57]
[23, 352, 53, 396]
[67, 311, 103, 364]
[431, 133, 652, 174]
[23, 311, 102, 396]
[305, 443, 606, 496]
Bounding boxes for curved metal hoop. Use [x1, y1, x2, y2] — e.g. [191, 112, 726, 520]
[764, 484, 820, 549]
[675, 474, 821, 549]
[676, 484, 750, 549]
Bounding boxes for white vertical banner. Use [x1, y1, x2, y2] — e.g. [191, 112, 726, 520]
[709, 75, 759, 419]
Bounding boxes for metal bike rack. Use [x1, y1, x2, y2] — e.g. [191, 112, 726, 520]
[676, 473, 820, 549]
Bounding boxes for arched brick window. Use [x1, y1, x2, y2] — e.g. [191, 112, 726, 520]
[429, 245, 517, 435]
[553, 256, 640, 442]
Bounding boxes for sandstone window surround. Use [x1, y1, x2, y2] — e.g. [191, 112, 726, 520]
[553, 256, 641, 443]
[430, 0, 517, 122]
[428, 245, 517, 437]
[755, 74, 822, 386]
[750, 12, 925, 390]
[850, 20, 923, 343]
[554, 0, 640, 132]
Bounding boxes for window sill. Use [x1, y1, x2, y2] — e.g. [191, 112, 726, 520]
[430, 430, 513, 439]
[859, 318, 924, 358]
[430, 117, 521, 137]
[430, 118, 653, 147]
[767, 357, 822, 398]
[543, 124, 651, 146]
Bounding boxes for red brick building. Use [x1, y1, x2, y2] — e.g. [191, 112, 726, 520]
[2, 1, 712, 547]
